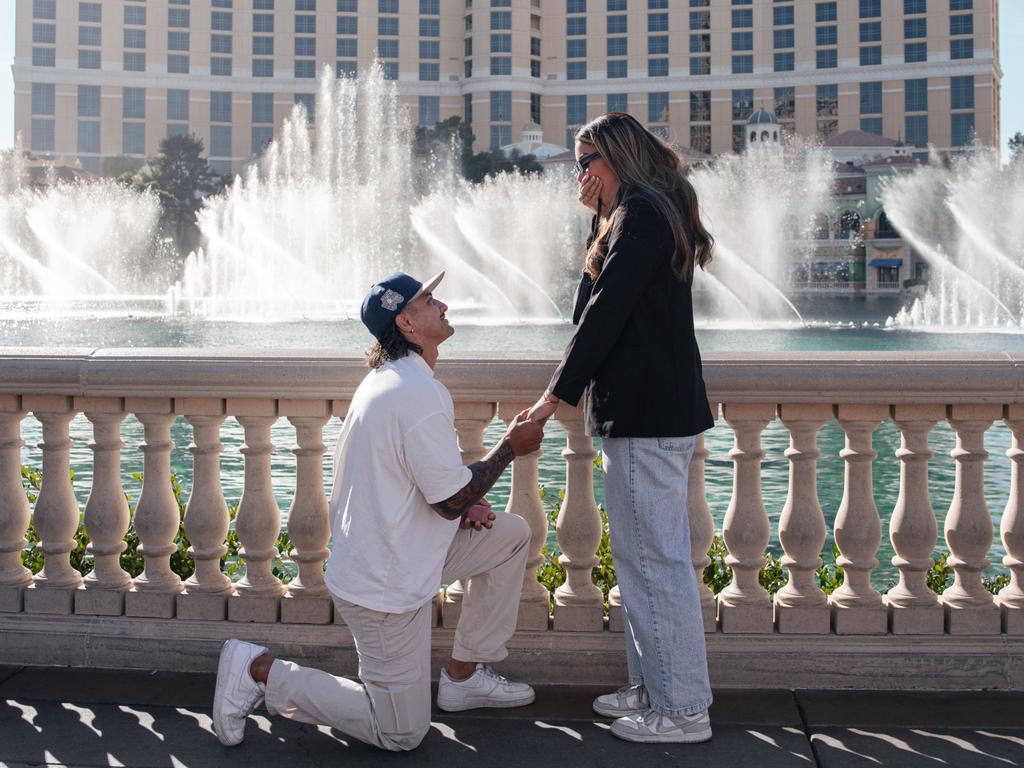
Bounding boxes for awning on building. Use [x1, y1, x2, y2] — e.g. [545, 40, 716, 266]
[869, 258, 902, 267]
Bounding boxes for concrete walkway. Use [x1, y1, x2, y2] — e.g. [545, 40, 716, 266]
[0, 665, 1021, 768]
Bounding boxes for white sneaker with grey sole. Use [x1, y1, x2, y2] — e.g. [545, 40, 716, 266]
[611, 708, 712, 744]
[436, 664, 535, 712]
[593, 684, 649, 718]
[212, 639, 268, 746]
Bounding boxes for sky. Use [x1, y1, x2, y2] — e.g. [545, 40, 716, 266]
[0, 0, 1021, 161]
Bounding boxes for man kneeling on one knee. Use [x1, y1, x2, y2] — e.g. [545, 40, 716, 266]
[213, 270, 545, 751]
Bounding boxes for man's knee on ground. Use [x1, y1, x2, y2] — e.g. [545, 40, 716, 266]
[380, 721, 430, 751]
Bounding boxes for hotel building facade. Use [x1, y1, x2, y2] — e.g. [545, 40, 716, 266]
[13, 0, 1001, 174]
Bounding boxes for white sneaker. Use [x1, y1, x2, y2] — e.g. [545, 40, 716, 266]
[212, 639, 268, 746]
[436, 664, 535, 712]
[593, 684, 649, 718]
[611, 708, 712, 744]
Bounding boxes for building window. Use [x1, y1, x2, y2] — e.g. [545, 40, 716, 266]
[608, 93, 628, 112]
[950, 39, 973, 59]
[253, 59, 274, 76]
[608, 14, 627, 33]
[79, 26, 102, 46]
[817, 120, 838, 139]
[169, 9, 191, 27]
[529, 60, 539, 77]
[78, 85, 101, 117]
[816, 49, 837, 69]
[168, 55, 190, 73]
[212, 57, 232, 76]
[566, 16, 585, 34]
[420, 39, 439, 58]
[32, 23, 56, 44]
[252, 92, 273, 123]
[608, 60, 627, 77]
[337, 61, 357, 77]
[567, 61, 587, 79]
[860, 117, 882, 135]
[31, 83, 55, 115]
[951, 75, 974, 110]
[731, 8, 752, 27]
[904, 42, 927, 62]
[295, 15, 316, 33]
[420, 18, 440, 36]
[567, 0, 586, 11]
[690, 11, 710, 29]
[337, 16, 357, 34]
[252, 126, 273, 154]
[295, 60, 316, 77]
[297, 0, 316, 9]
[861, 81, 882, 114]
[211, 91, 232, 123]
[950, 0, 972, 9]
[648, 13, 668, 32]
[295, 37, 316, 56]
[378, 39, 398, 57]
[421, 0, 439, 12]
[816, 26, 837, 46]
[648, 91, 668, 123]
[905, 78, 928, 112]
[123, 52, 146, 71]
[648, 58, 668, 76]
[379, 17, 399, 35]
[567, 39, 586, 57]
[690, 90, 711, 122]
[816, 84, 838, 116]
[78, 50, 100, 68]
[690, 33, 710, 52]
[905, 115, 928, 147]
[78, 120, 100, 153]
[860, 46, 881, 65]
[492, 11, 512, 29]
[420, 61, 440, 79]
[773, 6, 793, 25]
[210, 125, 232, 158]
[859, 0, 880, 17]
[732, 55, 753, 73]
[169, 31, 190, 51]
[774, 52, 794, 71]
[168, 89, 190, 121]
[123, 122, 145, 155]
[213, 34, 234, 54]
[951, 113, 974, 146]
[32, 119, 55, 153]
[32, 0, 56, 18]
[124, 28, 146, 48]
[254, 36, 273, 55]
[609, 0, 627, 9]
[211, 11, 233, 31]
[690, 57, 710, 76]
[418, 95, 439, 127]
[382, 61, 398, 79]
[815, 2, 837, 22]
[490, 125, 512, 149]
[690, 125, 710, 154]
[294, 93, 316, 122]
[950, 14, 973, 35]
[773, 29, 794, 48]
[530, 37, 540, 56]
[491, 91, 512, 121]
[732, 124, 746, 153]
[732, 31, 752, 50]
[904, 0, 926, 13]
[566, 94, 587, 127]
[124, 6, 146, 25]
[904, 18, 926, 38]
[32, 48, 56, 67]
[253, 14, 274, 32]
[774, 86, 794, 119]
[79, 3, 101, 22]
[338, 0, 358, 9]
[732, 89, 753, 121]
[530, 92, 541, 124]
[860, 22, 881, 42]
[609, 37, 628, 56]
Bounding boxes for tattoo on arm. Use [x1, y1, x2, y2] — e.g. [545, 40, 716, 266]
[431, 440, 516, 520]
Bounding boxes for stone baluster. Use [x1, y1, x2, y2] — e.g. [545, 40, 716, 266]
[941, 404, 1001, 634]
[498, 401, 549, 630]
[689, 416, 718, 632]
[0, 400, 32, 613]
[829, 405, 887, 634]
[281, 401, 332, 625]
[126, 401, 183, 618]
[442, 402, 496, 627]
[230, 404, 284, 622]
[774, 403, 832, 634]
[998, 404, 1024, 634]
[23, 397, 82, 615]
[717, 404, 774, 633]
[884, 405, 944, 634]
[177, 401, 234, 621]
[553, 405, 603, 631]
[77, 399, 132, 616]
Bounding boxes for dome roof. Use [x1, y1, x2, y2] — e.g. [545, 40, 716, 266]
[747, 108, 778, 125]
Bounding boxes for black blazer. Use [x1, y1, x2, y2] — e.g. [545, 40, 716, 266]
[548, 195, 715, 439]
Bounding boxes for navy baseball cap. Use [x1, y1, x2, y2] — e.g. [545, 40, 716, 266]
[360, 270, 445, 341]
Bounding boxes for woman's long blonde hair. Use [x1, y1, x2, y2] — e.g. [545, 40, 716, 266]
[578, 112, 713, 283]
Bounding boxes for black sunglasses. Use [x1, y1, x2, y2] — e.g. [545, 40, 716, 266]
[572, 150, 601, 176]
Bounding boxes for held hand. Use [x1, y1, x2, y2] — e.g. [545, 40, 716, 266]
[526, 393, 559, 425]
[506, 409, 544, 456]
[578, 174, 602, 213]
[460, 504, 496, 530]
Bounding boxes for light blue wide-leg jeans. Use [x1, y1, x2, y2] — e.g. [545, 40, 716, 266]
[602, 435, 713, 717]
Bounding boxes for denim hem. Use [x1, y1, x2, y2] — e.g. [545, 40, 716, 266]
[627, 676, 644, 686]
[650, 696, 713, 717]
[450, 643, 508, 665]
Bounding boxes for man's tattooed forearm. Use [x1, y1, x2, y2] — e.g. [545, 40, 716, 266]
[431, 440, 516, 519]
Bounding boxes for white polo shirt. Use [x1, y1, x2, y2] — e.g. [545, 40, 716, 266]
[324, 352, 472, 614]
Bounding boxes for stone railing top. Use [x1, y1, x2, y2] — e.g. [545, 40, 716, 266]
[0, 348, 1022, 405]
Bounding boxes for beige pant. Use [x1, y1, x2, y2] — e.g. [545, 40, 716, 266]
[264, 512, 531, 751]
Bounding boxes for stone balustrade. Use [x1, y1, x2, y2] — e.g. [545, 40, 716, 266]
[0, 349, 1022, 690]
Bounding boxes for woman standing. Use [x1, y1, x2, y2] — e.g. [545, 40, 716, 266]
[528, 113, 716, 744]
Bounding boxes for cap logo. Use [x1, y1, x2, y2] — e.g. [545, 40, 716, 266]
[380, 289, 404, 311]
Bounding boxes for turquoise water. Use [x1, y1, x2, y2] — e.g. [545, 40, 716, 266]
[9, 300, 1024, 587]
